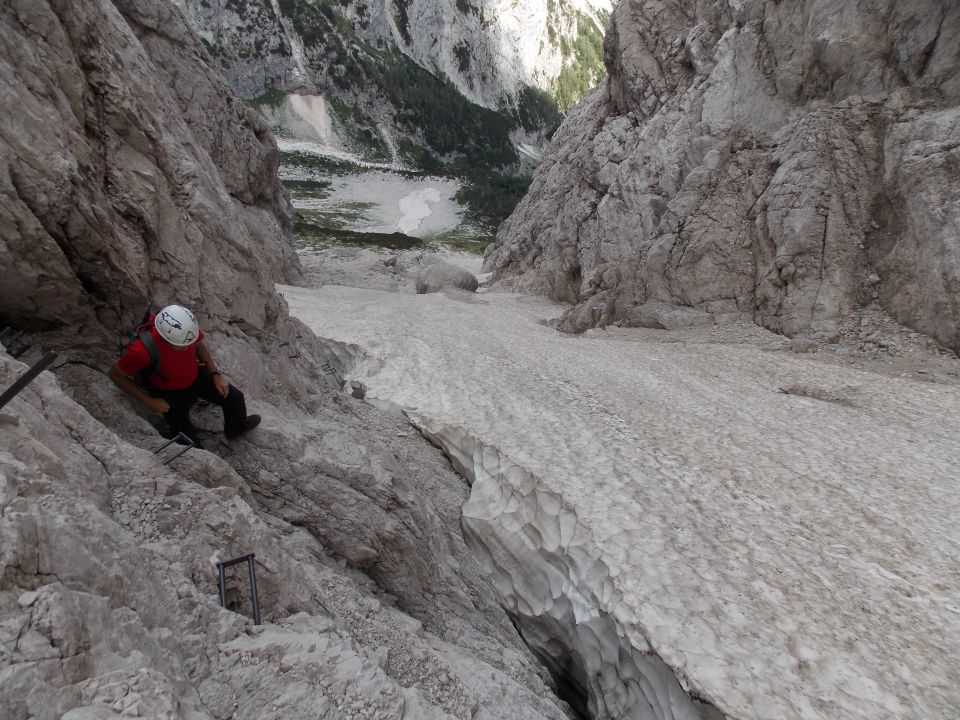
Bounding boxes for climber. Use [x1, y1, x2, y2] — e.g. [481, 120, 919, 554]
[107, 304, 260, 448]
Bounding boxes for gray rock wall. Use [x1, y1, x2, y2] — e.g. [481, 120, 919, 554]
[0, 1, 574, 717]
[0, 0, 297, 365]
[484, 0, 960, 350]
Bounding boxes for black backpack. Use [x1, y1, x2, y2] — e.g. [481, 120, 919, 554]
[122, 314, 168, 386]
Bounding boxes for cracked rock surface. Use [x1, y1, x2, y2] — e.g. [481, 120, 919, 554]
[0, 350, 571, 720]
[483, 0, 960, 351]
[0, 1, 572, 718]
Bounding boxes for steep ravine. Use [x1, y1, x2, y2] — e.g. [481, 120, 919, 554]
[323, 339, 725, 720]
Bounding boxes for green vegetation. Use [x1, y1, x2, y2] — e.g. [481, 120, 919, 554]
[375, 53, 517, 169]
[325, 96, 392, 162]
[512, 86, 562, 134]
[396, 138, 441, 173]
[394, 0, 412, 44]
[276, 0, 518, 171]
[546, 0, 559, 45]
[455, 172, 532, 231]
[283, 178, 333, 196]
[295, 216, 423, 253]
[424, 227, 493, 255]
[246, 89, 288, 111]
[291, 197, 423, 252]
[281, 150, 365, 177]
[552, 12, 606, 110]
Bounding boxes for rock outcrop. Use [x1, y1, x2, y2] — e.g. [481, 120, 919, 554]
[1, 349, 571, 720]
[0, 1, 574, 717]
[484, 0, 960, 351]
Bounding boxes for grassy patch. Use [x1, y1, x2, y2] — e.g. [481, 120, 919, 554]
[245, 89, 288, 111]
[281, 150, 366, 177]
[292, 203, 375, 230]
[295, 219, 423, 252]
[424, 226, 494, 255]
[293, 201, 424, 252]
[282, 178, 334, 197]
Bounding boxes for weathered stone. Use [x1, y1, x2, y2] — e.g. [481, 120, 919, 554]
[174, 0, 612, 113]
[416, 261, 480, 294]
[485, 0, 960, 351]
[0, 2, 573, 719]
[624, 301, 714, 330]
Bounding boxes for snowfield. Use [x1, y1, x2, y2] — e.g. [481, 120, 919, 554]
[281, 282, 960, 720]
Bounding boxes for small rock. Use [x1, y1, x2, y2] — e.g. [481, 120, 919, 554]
[17, 591, 38, 608]
[790, 337, 818, 353]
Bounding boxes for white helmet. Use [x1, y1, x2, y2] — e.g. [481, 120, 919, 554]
[155, 305, 200, 346]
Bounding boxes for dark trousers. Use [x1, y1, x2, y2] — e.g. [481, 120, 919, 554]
[149, 369, 246, 445]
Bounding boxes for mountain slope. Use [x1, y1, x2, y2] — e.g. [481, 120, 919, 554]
[484, 0, 960, 351]
[175, 0, 611, 168]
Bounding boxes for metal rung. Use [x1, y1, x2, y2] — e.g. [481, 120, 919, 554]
[321, 362, 343, 385]
[216, 553, 261, 625]
[0, 352, 58, 412]
[152, 432, 195, 465]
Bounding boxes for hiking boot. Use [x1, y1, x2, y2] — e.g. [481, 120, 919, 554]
[226, 414, 261, 439]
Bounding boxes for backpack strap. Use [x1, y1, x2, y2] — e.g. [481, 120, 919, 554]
[139, 330, 167, 383]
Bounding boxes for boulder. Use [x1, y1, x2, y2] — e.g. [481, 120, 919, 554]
[416, 261, 480, 294]
[624, 301, 714, 331]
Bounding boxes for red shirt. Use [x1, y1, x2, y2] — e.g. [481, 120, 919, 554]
[117, 327, 204, 390]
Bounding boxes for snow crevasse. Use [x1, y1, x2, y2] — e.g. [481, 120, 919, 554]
[411, 412, 726, 720]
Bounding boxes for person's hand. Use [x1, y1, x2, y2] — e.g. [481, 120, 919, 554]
[146, 397, 170, 414]
[213, 374, 230, 398]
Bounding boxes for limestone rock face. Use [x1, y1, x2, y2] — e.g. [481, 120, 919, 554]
[0, 351, 571, 720]
[0, 0, 297, 365]
[0, 1, 573, 717]
[484, 0, 960, 350]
